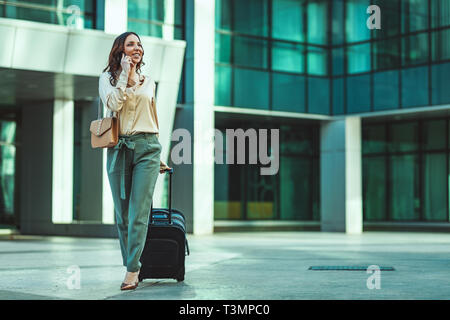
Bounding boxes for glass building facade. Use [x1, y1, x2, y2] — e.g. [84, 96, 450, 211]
[2, 0, 450, 234]
[128, 0, 185, 40]
[127, 0, 186, 104]
[213, 0, 450, 224]
[363, 117, 450, 222]
[215, 0, 330, 114]
[0, 0, 104, 29]
[215, 0, 450, 115]
[0, 116, 16, 226]
[215, 118, 320, 221]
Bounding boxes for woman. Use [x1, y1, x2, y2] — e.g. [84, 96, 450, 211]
[99, 31, 171, 291]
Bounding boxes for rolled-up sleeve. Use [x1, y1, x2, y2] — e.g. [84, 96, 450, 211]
[98, 70, 130, 113]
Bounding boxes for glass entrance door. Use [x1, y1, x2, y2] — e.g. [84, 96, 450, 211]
[0, 115, 17, 227]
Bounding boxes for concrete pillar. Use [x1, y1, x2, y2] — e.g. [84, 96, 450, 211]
[320, 116, 362, 234]
[192, 0, 215, 235]
[176, 0, 215, 235]
[52, 99, 74, 224]
[102, 0, 128, 223]
[78, 101, 103, 222]
[20, 102, 54, 234]
[104, 0, 128, 34]
[163, 0, 175, 40]
[101, 99, 115, 224]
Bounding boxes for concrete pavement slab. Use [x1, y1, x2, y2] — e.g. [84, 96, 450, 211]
[0, 232, 449, 300]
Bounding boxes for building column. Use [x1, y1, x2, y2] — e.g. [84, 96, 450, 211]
[104, 0, 128, 35]
[193, 0, 215, 235]
[101, 99, 115, 224]
[163, 0, 175, 40]
[320, 116, 363, 234]
[193, 0, 215, 234]
[102, 0, 127, 223]
[52, 99, 74, 223]
[176, 0, 215, 235]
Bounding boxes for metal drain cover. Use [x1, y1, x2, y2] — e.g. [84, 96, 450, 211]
[309, 266, 395, 271]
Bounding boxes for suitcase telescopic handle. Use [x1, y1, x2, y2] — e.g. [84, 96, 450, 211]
[150, 168, 173, 224]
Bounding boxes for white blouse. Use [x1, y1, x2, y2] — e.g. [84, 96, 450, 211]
[98, 69, 159, 136]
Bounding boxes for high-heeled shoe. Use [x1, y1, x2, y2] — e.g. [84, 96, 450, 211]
[120, 281, 138, 290]
[120, 270, 140, 291]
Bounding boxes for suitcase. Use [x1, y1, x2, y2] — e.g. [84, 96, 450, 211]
[138, 168, 190, 282]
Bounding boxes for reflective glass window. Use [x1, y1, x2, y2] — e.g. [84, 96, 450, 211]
[401, 0, 428, 33]
[234, 36, 268, 69]
[363, 156, 387, 221]
[373, 0, 400, 39]
[234, 68, 269, 109]
[129, 21, 161, 38]
[346, 74, 371, 113]
[424, 153, 447, 221]
[431, 0, 450, 28]
[0, 120, 16, 223]
[373, 70, 399, 111]
[215, 33, 232, 63]
[4, 0, 97, 28]
[362, 124, 386, 154]
[389, 154, 420, 221]
[215, 65, 232, 106]
[307, 46, 327, 76]
[280, 156, 313, 220]
[233, 0, 268, 36]
[128, 0, 164, 37]
[272, 42, 304, 73]
[347, 43, 371, 74]
[246, 165, 277, 219]
[129, 0, 151, 21]
[308, 77, 329, 115]
[345, 0, 370, 43]
[214, 162, 243, 219]
[389, 121, 418, 153]
[402, 33, 429, 67]
[432, 63, 450, 105]
[423, 120, 446, 151]
[216, 122, 320, 221]
[216, 0, 232, 30]
[401, 66, 429, 108]
[432, 29, 450, 62]
[280, 125, 314, 155]
[332, 78, 344, 115]
[332, 47, 344, 76]
[307, 0, 328, 45]
[272, 0, 305, 42]
[331, 0, 344, 45]
[373, 38, 400, 71]
[272, 73, 306, 113]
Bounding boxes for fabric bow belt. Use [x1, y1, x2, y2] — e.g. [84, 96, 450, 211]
[109, 137, 136, 199]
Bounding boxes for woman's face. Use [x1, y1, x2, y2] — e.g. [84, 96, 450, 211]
[123, 34, 143, 67]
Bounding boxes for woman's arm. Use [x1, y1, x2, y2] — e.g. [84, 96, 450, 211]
[98, 70, 131, 113]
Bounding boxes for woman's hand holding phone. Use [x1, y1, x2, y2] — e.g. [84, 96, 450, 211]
[120, 53, 133, 77]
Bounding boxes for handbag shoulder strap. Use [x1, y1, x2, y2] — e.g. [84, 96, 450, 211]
[97, 98, 103, 119]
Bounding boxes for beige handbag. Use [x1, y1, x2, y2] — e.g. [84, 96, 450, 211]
[90, 98, 119, 148]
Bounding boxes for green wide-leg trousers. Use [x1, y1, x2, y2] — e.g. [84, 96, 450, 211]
[106, 133, 161, 272]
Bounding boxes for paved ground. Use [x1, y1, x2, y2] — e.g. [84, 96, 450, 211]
[0, 231, 449, 300]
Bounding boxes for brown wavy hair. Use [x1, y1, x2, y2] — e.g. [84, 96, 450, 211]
[102, 31, 146, 86]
